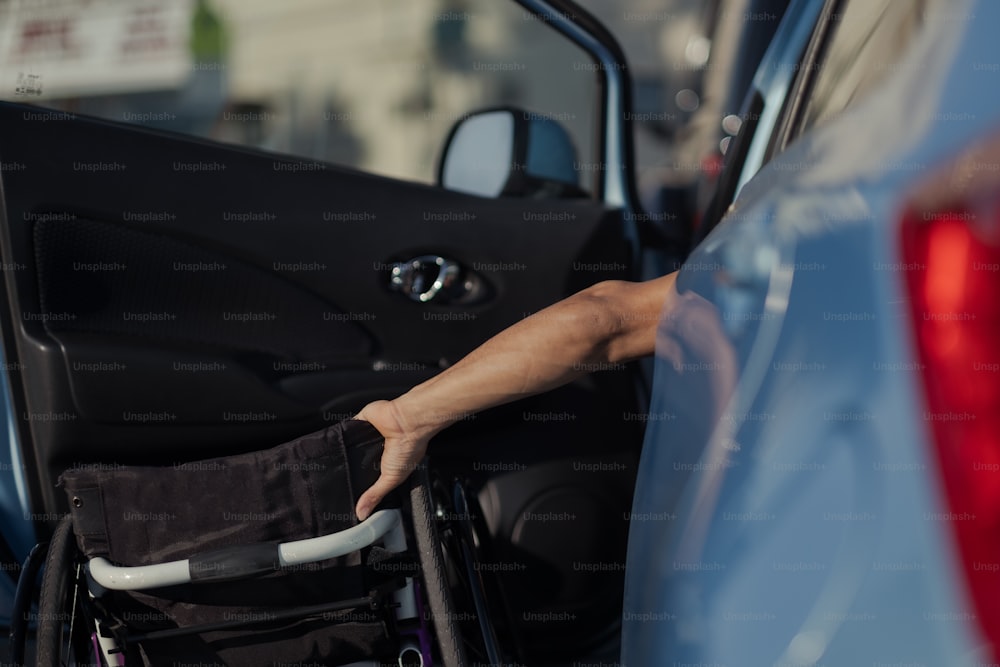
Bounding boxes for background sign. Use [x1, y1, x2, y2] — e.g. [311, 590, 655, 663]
[0, 0, 194, 99]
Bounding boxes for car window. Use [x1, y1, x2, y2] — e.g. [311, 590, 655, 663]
[573, 0, 720, 192]
[0, 0, 597, 188]
[792, 0, 944, 139]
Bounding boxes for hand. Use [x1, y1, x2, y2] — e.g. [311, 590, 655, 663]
[353, 399, 431, 520]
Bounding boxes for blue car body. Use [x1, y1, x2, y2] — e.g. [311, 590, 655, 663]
[624, 0, 1000, 664]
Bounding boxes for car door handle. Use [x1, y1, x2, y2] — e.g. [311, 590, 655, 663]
[388, 255, 487, 305]
[390, 255, 459, 303]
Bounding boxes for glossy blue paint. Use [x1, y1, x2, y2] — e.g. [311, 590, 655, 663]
[623, 0, 999, 664]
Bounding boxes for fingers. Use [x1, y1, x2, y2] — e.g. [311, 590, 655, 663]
[355, 446, 420, 521]
[356, 474, 392, 521]
[355, 465, 410, 521]
[351, 404, 372, 423]
[351, 400, 424, 520]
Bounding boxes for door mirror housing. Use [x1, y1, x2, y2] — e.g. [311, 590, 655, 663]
[438, 108, 585, 199]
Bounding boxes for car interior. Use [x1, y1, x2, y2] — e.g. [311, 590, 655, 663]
[0, 99, 644, 663]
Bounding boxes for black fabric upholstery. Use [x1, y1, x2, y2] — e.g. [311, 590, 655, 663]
[58, 419, 398, 665]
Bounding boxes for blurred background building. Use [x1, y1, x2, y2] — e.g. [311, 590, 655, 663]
[0, 0, 719, 194]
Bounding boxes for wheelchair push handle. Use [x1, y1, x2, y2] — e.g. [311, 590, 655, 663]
[87, 509, 403, 591]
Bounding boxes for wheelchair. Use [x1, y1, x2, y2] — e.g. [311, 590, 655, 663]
[9, 419, 510, 666]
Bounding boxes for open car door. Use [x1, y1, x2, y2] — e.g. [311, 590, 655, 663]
[0, 99, 643, 661]
[0, 1, 669, 661]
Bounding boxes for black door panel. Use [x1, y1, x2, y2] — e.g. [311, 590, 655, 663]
[0, 102, 633, 518]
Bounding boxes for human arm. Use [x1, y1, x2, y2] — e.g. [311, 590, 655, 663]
[354, 271, 678, 519]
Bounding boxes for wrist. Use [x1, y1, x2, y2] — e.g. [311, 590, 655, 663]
[390, 392, 450, 441]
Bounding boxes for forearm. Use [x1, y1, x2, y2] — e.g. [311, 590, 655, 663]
[390, 272, 676, 440]
[352, 271, 677, 518]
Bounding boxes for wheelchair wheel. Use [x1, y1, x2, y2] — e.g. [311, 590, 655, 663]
[410, 465, 469, 667]
[35, 516, 97, 667]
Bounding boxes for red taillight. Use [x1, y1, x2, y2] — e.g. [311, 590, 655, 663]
[902, 184, 1000, 654]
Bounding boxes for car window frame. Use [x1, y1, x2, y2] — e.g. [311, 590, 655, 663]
[763, 0, 847, 160]
[690, 0, 830, 247]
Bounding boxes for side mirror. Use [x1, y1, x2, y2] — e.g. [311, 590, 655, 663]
[438, 108, 585, 199]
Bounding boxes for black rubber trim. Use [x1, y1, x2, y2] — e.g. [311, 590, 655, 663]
[693, 90, 766, 246]
[35, 516, 75, 667]
[410, 463, 468, 667]
[187, 542, 281, 583]
[766, 0, 845, 159]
